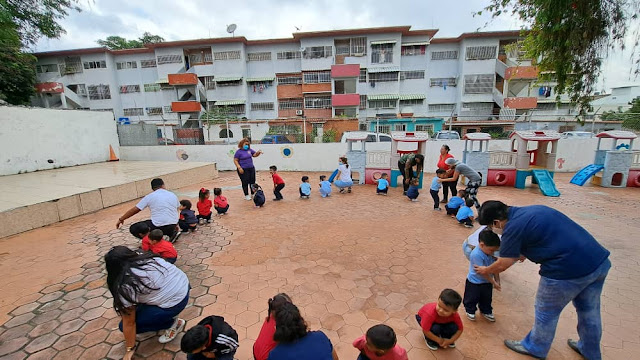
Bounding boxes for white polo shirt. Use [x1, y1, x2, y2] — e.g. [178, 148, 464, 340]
[136, 189, 179, 226]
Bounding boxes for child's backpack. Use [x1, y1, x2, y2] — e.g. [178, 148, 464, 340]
[252, 185, 266, 207]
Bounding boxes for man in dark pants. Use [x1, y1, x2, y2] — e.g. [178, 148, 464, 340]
[397, 153, 424, 195]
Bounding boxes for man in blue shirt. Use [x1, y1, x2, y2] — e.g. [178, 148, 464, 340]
[475, 201, 611, 360]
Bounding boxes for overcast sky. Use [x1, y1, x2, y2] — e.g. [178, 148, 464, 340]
[35, 0, 639, 92]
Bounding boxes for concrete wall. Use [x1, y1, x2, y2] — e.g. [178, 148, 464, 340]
[0, 106, 120, 175]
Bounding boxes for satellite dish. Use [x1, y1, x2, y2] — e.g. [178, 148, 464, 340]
[226, 24, 237, 37]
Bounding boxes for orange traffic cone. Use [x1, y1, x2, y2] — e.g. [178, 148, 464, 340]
[109, 145, 119, 161]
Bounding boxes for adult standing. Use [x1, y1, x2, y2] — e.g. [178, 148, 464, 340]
[475, 201, 610, 360]
[106, 246, 190, 360]
[437, 145, 456, 203]
[116, 178, 179, 240]
[440, 158, 482, 209]
[397, 153, 424, 195]
[334, 156, 353, 193]
[234, 137, 263, 201]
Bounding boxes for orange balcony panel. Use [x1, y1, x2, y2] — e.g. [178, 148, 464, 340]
[505, 66, 538, 80]
[504, 97, 537, 109]
[277, 85, 303, 99]
[332, 94, 360, 107]
[168, 73, 198, 86]
[35, 82, 64, 93]
[304, 109, 332, 118]
[302, 83, 332, 93]
[331, 64, 360, 78]
[171, 101, 201, 112]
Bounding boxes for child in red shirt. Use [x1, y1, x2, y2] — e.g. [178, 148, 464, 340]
[213, 188, 229, 215]
[353, 324, 408, 360]
[415, 289, 464, 351]
[142, 229, 178, 264]
[269, 165, 285, 201]
[253, 293, 291, 360]
[196, 188, 213, 224]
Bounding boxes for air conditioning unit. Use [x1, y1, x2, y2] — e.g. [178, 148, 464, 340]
[296, 110, 304, 116]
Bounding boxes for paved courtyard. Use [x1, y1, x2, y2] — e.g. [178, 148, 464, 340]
[0, 171, 638, 360]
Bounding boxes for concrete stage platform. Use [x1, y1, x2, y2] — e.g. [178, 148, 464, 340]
[0, 161, 217, 238]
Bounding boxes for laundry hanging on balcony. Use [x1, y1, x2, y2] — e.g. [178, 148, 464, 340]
[538, 86, 552, 97]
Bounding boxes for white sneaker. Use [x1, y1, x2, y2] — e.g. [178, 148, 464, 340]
[466, 312, 476, 321]
[411, 199, 419, 202]
[158, 318, 185, 344]
[244, 195, 251, 201]
[482, 313, 496, 322]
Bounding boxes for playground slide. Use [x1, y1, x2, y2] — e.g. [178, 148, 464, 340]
[328, 169, 339, 183]
[531, 169, 561, 197]
[570, 164, 605, 186]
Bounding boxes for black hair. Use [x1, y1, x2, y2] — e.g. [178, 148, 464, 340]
[414, 154, 425, 163]
[251, 183, 262, 191]
[366, 324, 397, 350]
[410, 178, 419, 184]
[213, 188, 222, 196]
[180, 199, 192, 209]
[319, 175, 326, 181]
[442, 145, 450, 152]
[479, 228, 501, 247]
[439, 288, 462, 310]
[149, 229, 164, 241]
[477, 200, 509, 226]
[436, 169, 446, 175]
[339, 156, 349, 168]
[129, 221, 149, 239]
[105, 246, 161, 314]
[465, 198, 474, 207]
[273, 302, 308, 343]
[267, 293, 292, 321]
[381, 173, 388, 177]
[151, 178, 164, 190]
[181, 325, 209, 353]
[199, 188, 210, 202]
[301, 176, 309, 182]
[270, 165, 278, 171]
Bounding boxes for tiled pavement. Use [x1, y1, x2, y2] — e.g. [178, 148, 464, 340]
[0, 171, 638, 359]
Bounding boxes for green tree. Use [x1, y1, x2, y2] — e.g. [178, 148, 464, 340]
[602, 97, 640, 131]
[481, 0, 640, 121]
[0, 10, 35, 104]
[1, 0, 80, 46]
[96, 32, 164, 50]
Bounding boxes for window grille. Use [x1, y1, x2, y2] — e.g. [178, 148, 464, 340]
[140, 59, 157, 68]
[430, 77, 457, 87]
[279, 99, 303, 110]
[119, 85, 140, 93]
[431, 51, 458, 60]
[464, 74, 494, 94]
[83, 60, 107, 69]
[156, 55, 182, 64]
[116, 61, 137, 70]
[303, 71, 331, 84]
[276, 51, 301, 60]
[304, 96, 331, 109]
[250, 102, 275, 111]
[400, 70, 425, 80]
[465, 46, 497, 60]
[87, 85, 111, 100]
[277, 75, 302, 85]
[247, 52, 272, 61]
[213, 51, 241, 60]
[123, 108, 144, 116]
[401, 45, 426, 56]
[144, 83, 161, 92]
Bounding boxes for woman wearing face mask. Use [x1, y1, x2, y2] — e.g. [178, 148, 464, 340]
[334, 156, 353, 193]
[234, 138, 263, 200]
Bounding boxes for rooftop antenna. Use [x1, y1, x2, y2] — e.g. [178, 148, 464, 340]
[226, 24, 237, 37]
[295, 26, 301, 32]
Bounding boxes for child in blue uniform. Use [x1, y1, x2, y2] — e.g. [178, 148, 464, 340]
[456, 198, 475, 227]
[430, 169, 447, 210]
[299, 176, 311, 199]
[375, 173, 390, 195]
[445, 190, 466, 216]
[319, 175, 332, 198]
[407, 178, 420, 201]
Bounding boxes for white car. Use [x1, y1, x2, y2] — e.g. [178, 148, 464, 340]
[561, 131, 594, 139]
[341, 131, 392, 143]
[432, 131, 461, 140]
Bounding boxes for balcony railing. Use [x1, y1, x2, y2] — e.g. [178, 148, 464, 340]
[59, 63, 83, 75]
[489, 151, 517, 169]
[371, 51, 393, 64]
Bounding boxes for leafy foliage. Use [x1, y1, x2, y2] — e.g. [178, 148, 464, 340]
[601, 96, 640, 130]
[96, 32, 164, 50]
[0, 8, 36, 104]
[0, 0, 80, 46]
[200, 106, 234, 126]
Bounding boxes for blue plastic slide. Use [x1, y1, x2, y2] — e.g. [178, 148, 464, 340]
[531, 169, 561, 197]
[570, 164, 604, 186]
[328, 169, 339, 183]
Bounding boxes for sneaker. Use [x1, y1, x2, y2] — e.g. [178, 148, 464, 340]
[466, 312, 476, 321]
[411, 199, 419, 202]
[340, 188, 346, 194]
[382, 193, 387, 196]
[347, 187, 352, 193]
[425, 338, 438, 351]
[434, 207, 441, 211]
[448, 343, 456, 348]
[567, 339, 582, 356]
[464, 224, 473, 228]
[170, 231, 182, 243]
[440, 199, 448, 203]
[482, 313, 496, 322]
[504, 340, 545, 359]
[158, 318, 185, 344]
[403, 191, 407, 196]
[244, 195, 251, 201]
[206, 219, 211, 223]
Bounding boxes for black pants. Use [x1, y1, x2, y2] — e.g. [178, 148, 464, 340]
[215, 205, 229, 214]
[299, 188, 310, 197]
[415, 314, 459, 339]
[398, 161, 412, 193]
[445, 205, 459, 215]
[430, 189, 440, 209]
[178, 220, 197, 232]
[463, 279, 493, 315]
[196, 213, 211, 221]
[237, 167, 256, 196]
[188, 351, 235, 360]
[465, 180, 481, 209]
[165, 257, 177, 264]
[142, 220, 177, 239]
[274, 183, 285, 200]
[357, 355, 371, 360]
[376, 187, 388, 194]
[442, 179, 457, 202]
[458, 217, 473, 226]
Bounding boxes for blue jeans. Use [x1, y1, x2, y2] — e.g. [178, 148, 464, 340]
[119, 292, 189, 333]
[334, 179, 353, 188]
[521, 258, 610, 359]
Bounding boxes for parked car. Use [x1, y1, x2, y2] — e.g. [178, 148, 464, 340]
[432, 131, 461, 140]
[340, 132, 392, 143]
[261, 135, 292, 144]
[158, 138, 184, 145]
[561, 131, 594, 139]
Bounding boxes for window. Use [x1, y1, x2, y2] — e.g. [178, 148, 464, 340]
[156, 54, 182, 65]
[303, 46, 332, 59]
[160, 83, 173, 90]
[462, 102, 494, 112]
[219, 129, 234, 138]
[116, 61, 137, 70]
[200, 76, 216, 90]
[277, 75, 302, 85]
[536, 103, 556, 111]
[430, 77, 457, 87]
[359, 123, 367, 131]
[279, 99, 303, 110]
[119, 85, 140, 93]
[303, 71, 331, 84]
[123, 108, 144, 116]
[401, 45, 426, 56]
[144, 83, 161, 92]
[371, 43, 394, 64]
[59, 57, 83, 74]
[83, 60, 107, 69]
[359, 69, 367, 83]
[140, 59, 157, 68]
[369, 99, 397, 109]
[394, 124, 406, 131]
[464, 74, 494, 94]
[334, 79, 356, 94]
[225, 104, 245, 115]
[400, 99, 424, 106]
[335, 108, 357, 117]
[251, 102, 275, 111]
[304, 96, 331, 109]
[146, 107, 163, 116]
[247, 52, 272, 61]
[415, 124, 434, 134]
[277, 51, 301, 60]
[429, 104, 456, 113]
[431, 50, 458, 60]
[465, 46, 497, 60]
[87, 85, 111, 100]
[163, 106, 174, 113]
[312, 123, 323, 133]
[36, 64, 58, 73]
[213, 51, 241, 60]
[68, 84, 86, 96]
[375, 124, 391, 134]
[400, 70, 425, 80]
[359, 95, 367, 110]
[368, 72, 398, 83]
[335, 37, 367, 56]
[242, 128, 251, 138]
[217, 79, 242, 87]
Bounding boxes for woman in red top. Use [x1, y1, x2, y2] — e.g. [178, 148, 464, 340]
[253, 293, 292, 360]
[437, 145, 457, 203]
[196, 188, 213, 224]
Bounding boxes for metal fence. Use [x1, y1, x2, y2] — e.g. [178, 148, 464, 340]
[117, 123, 158, 146]
[173, 128, 205, 145]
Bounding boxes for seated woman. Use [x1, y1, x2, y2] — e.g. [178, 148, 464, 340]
[268, 302, 339, 360]
[253, 293, 292, 360]
[105, 246, 190, 360]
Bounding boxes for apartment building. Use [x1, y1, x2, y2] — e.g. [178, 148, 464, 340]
[32, 26, 575, 136]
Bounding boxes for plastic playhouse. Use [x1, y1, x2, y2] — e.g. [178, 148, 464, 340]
[571, 130, 640, 188]
[389, 131, 429, 188]
[462, 133, 491, 186]
[506, 130, 561, 196]
[342, 131, 368, 185]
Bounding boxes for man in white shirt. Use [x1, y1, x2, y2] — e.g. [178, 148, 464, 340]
[117, 178, 180, 240]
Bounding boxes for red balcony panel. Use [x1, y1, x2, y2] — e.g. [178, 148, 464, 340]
[35, 82, 64, 93]
[302, 83, 332, 93]
[505, 66, 538, 80]
[331, 64, 360, 78]
[277, 85, 303, 99]
[171, 101, 201, 112]
[168, 73, 198, 86]
[332, 94, 360, 107]
[504, 97, 537, 109]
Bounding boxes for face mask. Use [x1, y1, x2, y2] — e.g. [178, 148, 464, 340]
[339, 161, 343, 165]
[243, 145, 249, 150]
[492, 221, 504, 235]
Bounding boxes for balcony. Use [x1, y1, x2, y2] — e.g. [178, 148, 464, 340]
[505, 65, 538, 80]
[332, 94, 360, 107]
[35, 82, 64, 94]
[302, 83, 331, 93]
[331, 64, 360, 78]
[59, 63, 83, 75]
[504, 97, 538, 109]
[168, 73, 198, 86]
[171, 101, 202, 113]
